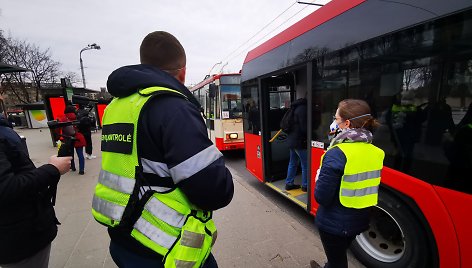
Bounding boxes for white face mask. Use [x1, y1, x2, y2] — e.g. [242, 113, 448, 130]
[328, 120, 340, 140]
[330, 120, 339, 133]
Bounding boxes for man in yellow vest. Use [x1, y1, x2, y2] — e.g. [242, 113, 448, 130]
[92, 31, 234, 268]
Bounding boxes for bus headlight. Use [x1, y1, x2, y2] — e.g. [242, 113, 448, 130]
[226, 133, 238, 140]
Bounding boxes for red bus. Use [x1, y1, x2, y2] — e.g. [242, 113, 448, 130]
[241, 0, 472, 267]
[190, 73, 244, 151]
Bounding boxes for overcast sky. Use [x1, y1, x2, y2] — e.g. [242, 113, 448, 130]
[0, 0, 329, 90]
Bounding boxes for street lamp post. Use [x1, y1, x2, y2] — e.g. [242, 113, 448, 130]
[79, 43, 101, 89]
[208, 61, 222, 76]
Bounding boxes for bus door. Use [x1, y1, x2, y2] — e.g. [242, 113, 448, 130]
[206, 83, 218, 143]
[242, 80, 263, 181]
[261, 72, 295, 182]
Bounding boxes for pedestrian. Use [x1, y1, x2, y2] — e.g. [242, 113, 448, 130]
[0, 114, 72, 268]
[311, 99, 385, 268]
[282, 97, 308, 191]
[58, 106, 86, 175]
[77, 104, 97, 159]
[92, 31, 234, 268]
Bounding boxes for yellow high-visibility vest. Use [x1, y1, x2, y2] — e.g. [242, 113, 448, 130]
[92, 86, 216, 268]
[322, 142, 385, 208]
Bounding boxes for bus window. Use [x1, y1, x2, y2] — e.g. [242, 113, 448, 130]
[242, 82, 260, 134]
[312, 60, 348, 145]
[221, 85, 242, 119]
[441, 58, 472, 194]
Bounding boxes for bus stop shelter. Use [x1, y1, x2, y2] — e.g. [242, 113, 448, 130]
[0, 63, 30, 119]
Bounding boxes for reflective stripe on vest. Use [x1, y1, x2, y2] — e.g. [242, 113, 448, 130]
[341, 185, 380, 197]
[134, 217, 178, 249]
[142, 145, 223, 184]
[391, 104, 417, 112]
[325, 142, 384, 209]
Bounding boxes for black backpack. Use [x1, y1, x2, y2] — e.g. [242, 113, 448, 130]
[77, 110, 92, 128]
[280, 108, 295, 133]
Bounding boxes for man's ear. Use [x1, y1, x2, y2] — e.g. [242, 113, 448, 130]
[176, 67, 186, 84]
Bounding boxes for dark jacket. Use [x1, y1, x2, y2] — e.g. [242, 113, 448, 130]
[287, 98, 307, 149]
[314, 147, 371, 237]
[77, 108, 92, 133]
[105, 64, 234, 259]
[0, 120, 60, 264]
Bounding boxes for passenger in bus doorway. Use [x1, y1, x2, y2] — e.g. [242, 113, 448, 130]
[283, 97, 308, 191]
[312, 99, 385, 268]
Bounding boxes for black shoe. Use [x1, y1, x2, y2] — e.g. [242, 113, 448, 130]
[302, 186, 307, 192]
[285, 183, 301, 190]
[79, 171, 84, 175]
[310, 260, 323, 268]
[71, 168, 76, 172]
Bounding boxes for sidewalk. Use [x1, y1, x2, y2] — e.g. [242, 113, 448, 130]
[15, 127, 361, 268]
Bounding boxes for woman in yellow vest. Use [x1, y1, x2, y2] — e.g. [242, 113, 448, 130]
[311, 99, 385, 268]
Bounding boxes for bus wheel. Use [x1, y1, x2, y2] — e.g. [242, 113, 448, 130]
[350, 191, 431, 268]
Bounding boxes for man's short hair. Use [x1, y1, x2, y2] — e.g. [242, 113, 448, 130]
[140, 31, 186, 72]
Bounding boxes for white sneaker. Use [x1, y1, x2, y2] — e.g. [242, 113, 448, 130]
[85, 154, 97, 159]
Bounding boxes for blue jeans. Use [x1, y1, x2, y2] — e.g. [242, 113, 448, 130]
[71, 147, 84, 172]
[109, 241, 218, 268]
[285, 148, 308, 188]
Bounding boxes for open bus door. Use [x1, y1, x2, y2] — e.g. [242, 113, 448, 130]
[206, 83, 217, 143]
[243, 67, 312, 209]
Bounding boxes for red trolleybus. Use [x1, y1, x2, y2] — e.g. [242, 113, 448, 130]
[241, 0, 472, 267]
[190, 73, 244, 151]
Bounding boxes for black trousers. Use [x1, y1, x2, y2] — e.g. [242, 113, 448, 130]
[319, 229, 356, 268]
[82, 131, 93, 155]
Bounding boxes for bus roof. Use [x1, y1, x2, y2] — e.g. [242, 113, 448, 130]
[241, 0, 472, 82]
[189, 73, 240, 92]
[243, 0, 364, 64]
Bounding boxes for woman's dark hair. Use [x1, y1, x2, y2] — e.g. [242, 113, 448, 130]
[338, 99, 380, 131]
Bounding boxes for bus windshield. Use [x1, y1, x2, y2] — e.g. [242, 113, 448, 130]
[221, 85, 242, 119]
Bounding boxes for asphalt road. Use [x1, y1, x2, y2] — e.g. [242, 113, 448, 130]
[221, 150, 364, 268]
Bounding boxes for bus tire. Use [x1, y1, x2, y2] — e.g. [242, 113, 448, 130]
[350, 190, 432, 268]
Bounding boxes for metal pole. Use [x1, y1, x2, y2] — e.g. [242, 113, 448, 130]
[80, 50, 86, 89]
[208, 61, 222, 76]
[297, 1, 324, 6]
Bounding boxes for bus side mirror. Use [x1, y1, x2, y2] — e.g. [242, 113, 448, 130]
[209, 84, 217, 98]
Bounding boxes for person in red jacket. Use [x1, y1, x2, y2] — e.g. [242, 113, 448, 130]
[58, 106, 86, 175]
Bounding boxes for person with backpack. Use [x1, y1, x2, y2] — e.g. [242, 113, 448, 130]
[282, 97, 308, 191]
[58, 106, 86, 175]
[77, 105, 96, 160]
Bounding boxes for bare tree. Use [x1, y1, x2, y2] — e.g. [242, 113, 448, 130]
[2, 37, 61, 103]
[62, 71, 81, 87]
[0, 30, 7, 62]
